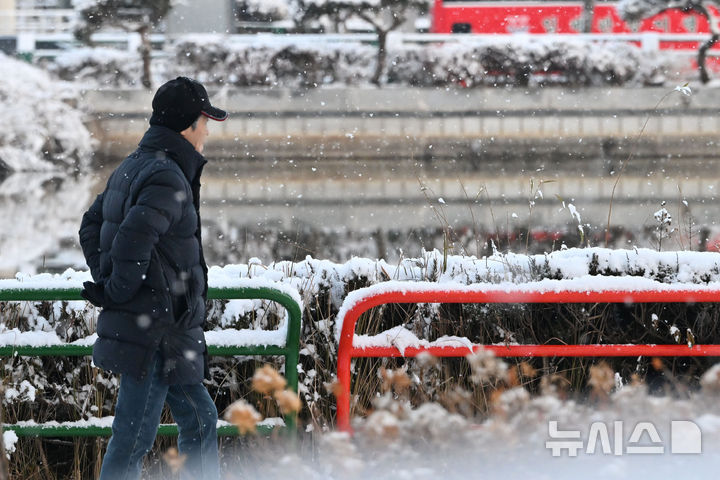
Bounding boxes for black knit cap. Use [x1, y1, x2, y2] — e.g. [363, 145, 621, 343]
[149, 77, 228, 132]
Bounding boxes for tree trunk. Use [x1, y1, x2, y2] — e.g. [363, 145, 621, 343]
[371, 29, 388, 87]
[698, 33, 719, 83]
[582, 0, 595, 33]
[138, 24, 153, 90]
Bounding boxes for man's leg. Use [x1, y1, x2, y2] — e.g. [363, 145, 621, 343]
[166, 383, 219, 480]
[100, 353, 169, 480]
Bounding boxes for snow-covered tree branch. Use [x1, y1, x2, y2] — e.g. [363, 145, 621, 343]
[298, 0, 430, 85]
[72, 0, 174, 89]
[618, 0, 720, 82]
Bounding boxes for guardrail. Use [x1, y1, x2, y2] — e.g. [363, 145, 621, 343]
[8, 31, 720, 59]
[9, 32, 166, 58]
[396, 31, 718, 51]
[334, 280, 720, 432]
[0, 281, 302, 436]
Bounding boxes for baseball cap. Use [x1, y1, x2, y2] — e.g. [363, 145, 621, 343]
[149, 77, 228, 132]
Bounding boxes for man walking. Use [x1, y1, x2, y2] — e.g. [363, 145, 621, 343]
[79, 77, 228, 479]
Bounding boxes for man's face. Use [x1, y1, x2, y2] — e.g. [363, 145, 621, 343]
[181, 115, 209, 153]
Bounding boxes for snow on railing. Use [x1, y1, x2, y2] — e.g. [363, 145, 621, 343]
[334, 279, 720, 432]
[5, 417, 284, 438]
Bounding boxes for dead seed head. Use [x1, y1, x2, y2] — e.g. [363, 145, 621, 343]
[379, 367, 412, 393]
[325, 379, 344, 399]
[588, 361, 615, 395]
[466, 349, 508, 385]
[700, 363, 720, 394]
[651, 357, 664, 372]
[224, 399, 261, 434]
[252, 364, 287, 395]
[519, 361, 537, 378]
[162, 447, 186, 474]
[507, 362, 538, 387]
[491, 386, 530, 417]
[416, 351, 438, 368]
[274, 389, 302, 414]
[506, 367, 519, 387]
[439, 387, 473, 417]
[489, 387, 506, 409]
[540, 373, 569, 398]
[362, 410, 400, 440]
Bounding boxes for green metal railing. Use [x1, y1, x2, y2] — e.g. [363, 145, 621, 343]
[0, 285, 302, 437]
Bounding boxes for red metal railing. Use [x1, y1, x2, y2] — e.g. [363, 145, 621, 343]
[335, 281, 720, 432]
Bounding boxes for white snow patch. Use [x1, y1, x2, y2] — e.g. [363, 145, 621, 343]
[0, 52, 93, 172]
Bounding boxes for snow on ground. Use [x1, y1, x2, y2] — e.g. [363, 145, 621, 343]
[214, 366, 720, 479]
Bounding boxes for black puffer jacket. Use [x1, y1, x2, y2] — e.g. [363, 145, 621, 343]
[79, 125, 209, 384]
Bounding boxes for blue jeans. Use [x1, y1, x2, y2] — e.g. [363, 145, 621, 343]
[99, 353, 219, 480]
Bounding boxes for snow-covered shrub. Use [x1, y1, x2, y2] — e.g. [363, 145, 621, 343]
[2, 430, 17, 457]
[386, 39, 646, 87]
[48, 47, 145, 88]
[584, 41, 643, 85]
[236, 0, 291, 22]
[41, 34, 673, 89]
[0, 53, 94, 173]
[172, 36, 376, 87]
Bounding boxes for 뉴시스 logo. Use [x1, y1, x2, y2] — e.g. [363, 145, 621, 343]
[546, 420, 702, 456]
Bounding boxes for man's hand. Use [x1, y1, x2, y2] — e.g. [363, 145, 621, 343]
[81, 281, 106, 308]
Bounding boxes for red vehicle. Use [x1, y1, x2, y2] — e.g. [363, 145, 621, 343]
[430, 0, 713, 37]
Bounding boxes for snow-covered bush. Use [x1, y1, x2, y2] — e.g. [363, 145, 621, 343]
[72, 0, 176, 89]
[172, 36, 376, 87]
[0, 53, 94, 173]
[386, 39, 647, 87]
[48, 48, 145, 88]
[617, 0, 720, 83]
[172, 36, 652, 88]
[43, 35, 670, 89]
[236, 0, 291, 22]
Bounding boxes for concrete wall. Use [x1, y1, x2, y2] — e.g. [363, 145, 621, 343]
[82, 87, 720, 163]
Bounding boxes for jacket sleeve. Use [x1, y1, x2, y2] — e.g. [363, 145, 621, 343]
[104, 170, 185, 304]
[78, 192, 105, 281]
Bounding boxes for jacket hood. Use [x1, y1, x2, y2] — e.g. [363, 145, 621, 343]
[138, 125, 207, 181]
